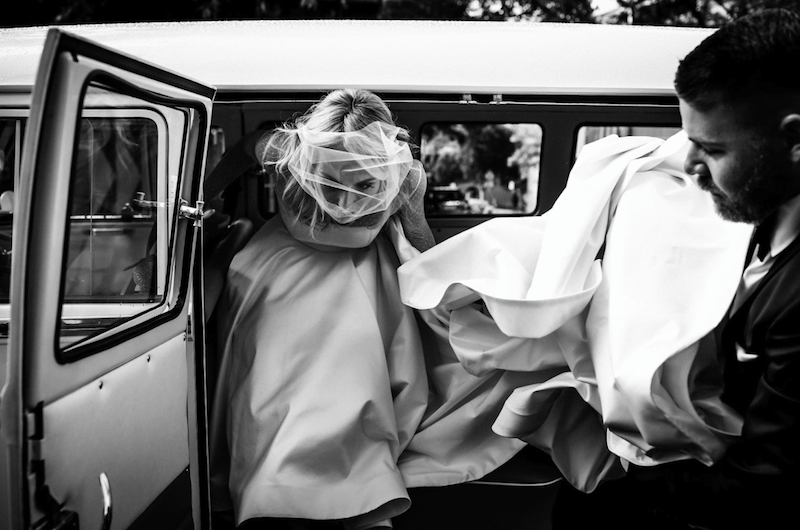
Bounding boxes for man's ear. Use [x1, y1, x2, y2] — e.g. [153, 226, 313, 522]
[780, 114, 800, 163]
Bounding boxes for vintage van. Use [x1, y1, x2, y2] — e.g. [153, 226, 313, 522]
[0, 19, 715, 530]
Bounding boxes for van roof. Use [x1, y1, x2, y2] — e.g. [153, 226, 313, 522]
[0, 19, 715, 96]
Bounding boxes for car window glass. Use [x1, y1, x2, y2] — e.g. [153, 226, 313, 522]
[255, 122, 287, 220]
[575, 125, 682, 158]
[421, 123, 542, 216]
[0, 118, 21, 302]
[59, 82, 182, 352]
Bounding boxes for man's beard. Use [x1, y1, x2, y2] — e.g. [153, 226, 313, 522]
[696, 144, 786, 224]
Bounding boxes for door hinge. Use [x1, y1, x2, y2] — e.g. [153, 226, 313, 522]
[28, 403, 80, 530]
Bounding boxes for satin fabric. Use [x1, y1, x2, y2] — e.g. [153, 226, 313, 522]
[208, 213, 535, 526]
[388, 229, 534, 488]
[208, 215, 426, 527]
[397, 131, 754, 492]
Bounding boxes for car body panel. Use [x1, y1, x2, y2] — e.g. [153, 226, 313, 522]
[1, 20, 713, 96]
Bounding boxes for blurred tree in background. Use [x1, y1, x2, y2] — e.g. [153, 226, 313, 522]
[380, 0, 474, 19]
[472, 125, 517, 186]
[381, 0, 594, 21]
[6, 0, 383, 26]
[3, 0, 800, 28]
[605, 0, 800, 25]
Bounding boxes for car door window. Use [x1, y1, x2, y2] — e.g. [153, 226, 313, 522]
[575, 125, 682, 158]
[59, 81, 185, 354]
[0, 118, 22, 302]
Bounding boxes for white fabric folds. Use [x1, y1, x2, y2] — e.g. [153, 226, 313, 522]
[208, 215, 543, 526]
[397, 131, 754, 491]
[209, 216, 427, 526]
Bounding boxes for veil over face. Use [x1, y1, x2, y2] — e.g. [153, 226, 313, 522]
[286, 121, 414, 226]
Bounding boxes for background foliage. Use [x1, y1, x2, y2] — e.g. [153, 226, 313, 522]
[3, 0, 800, 27]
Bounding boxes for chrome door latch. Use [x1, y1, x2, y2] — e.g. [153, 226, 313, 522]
[99, 472, 112, 530]
[179, 199, 207, 227]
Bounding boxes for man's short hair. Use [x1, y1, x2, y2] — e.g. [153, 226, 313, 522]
[675, 8, 800, 109]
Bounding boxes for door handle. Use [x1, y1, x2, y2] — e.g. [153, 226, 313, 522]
[99, 472, 112, 530]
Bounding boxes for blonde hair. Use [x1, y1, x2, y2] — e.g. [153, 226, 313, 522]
[263, 89, 413, 231]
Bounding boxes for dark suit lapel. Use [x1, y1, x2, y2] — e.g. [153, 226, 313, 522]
[728, 232, 800, 322]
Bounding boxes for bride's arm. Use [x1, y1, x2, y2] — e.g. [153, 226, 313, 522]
[396, 164, 435, 252]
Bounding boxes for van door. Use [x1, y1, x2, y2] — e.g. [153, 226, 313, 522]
[1, 29, 214, 530]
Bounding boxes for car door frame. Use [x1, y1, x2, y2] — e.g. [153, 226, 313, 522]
[0, 28, 215, 530]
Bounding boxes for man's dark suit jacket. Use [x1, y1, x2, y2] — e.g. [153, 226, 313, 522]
[719, 230, 800, 479]
[636, 231, 800, 529]
[554, 232, 800, 530]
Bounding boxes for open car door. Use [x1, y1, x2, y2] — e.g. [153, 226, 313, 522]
[1, 29, 214, 530]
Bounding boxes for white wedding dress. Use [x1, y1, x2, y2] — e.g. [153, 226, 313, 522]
[397, 131, 754, 492]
